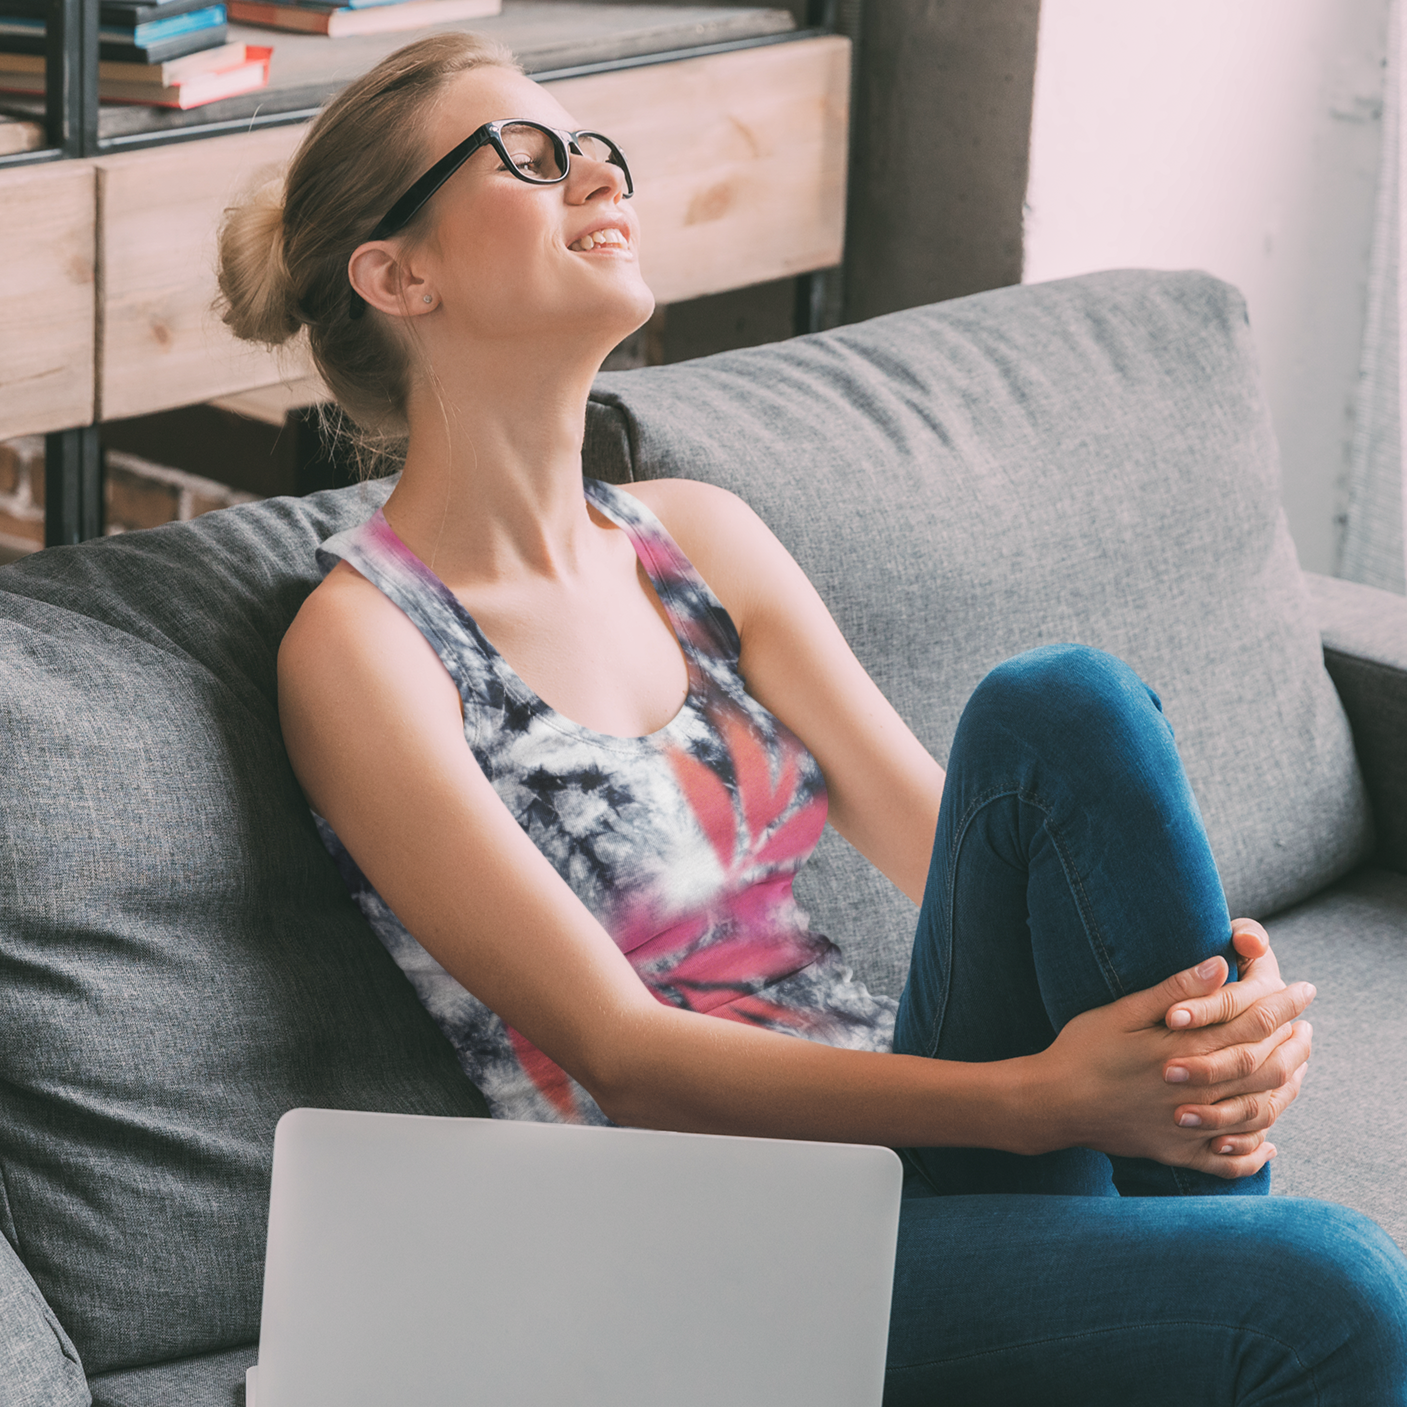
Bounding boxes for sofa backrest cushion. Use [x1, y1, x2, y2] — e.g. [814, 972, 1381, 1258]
[0, 483, 488, 1376]
[585, 269, 1373, 1001]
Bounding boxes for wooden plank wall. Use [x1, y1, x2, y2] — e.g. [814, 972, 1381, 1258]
[0, 162, 97, 440]
[96, 125, 312, 422]
[95, 34, 848, 422]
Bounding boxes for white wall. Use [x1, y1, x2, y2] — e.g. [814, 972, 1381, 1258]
[1023, 0, 1388, 574]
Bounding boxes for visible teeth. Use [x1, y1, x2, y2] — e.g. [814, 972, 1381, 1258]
[570, 228, 625, 252]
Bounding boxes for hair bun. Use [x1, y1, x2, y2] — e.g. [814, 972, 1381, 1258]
[216, 178, 301, 347]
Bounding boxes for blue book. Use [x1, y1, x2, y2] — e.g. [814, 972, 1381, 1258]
[100, 3, 224, 44]
[0, 0, 219, 24]
[0, 12, 229, 61]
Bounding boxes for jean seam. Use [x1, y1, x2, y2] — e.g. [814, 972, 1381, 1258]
[1031, 796, 1128, 1003]
[885, 1317, 1321, 1404]
[916, 784, 1025, 1060]
[924, 785, 1122, 1062]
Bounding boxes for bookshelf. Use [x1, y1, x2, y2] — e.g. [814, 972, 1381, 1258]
[0, 1, 847, 543]
[0, 3, 818, 150]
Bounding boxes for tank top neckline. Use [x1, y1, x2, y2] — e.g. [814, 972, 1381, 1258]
[363, 478, 711, 749]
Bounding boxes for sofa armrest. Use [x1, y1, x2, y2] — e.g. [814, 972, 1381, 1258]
[1307, 573, 1407, 874]
[0, 1234, 90, 1407]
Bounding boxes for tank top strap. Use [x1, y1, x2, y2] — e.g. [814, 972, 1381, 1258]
[315, 509, 507, 728]
[583, 478, 741, 666]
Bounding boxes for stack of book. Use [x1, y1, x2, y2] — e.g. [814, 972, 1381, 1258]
[226, 0, 499, 39]
[0, 39, 272, 108]
[0, 0, 272, 108]
[0, 0, 229, 63]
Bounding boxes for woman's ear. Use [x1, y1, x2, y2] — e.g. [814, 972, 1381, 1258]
[347, 242, 435, 319]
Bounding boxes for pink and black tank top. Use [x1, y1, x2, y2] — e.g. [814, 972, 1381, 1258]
[314, 478, 895, 1123]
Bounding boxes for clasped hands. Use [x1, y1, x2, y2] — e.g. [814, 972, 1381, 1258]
[1036, 919, 1314, 1178]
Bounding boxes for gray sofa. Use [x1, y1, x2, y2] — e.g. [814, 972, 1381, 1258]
[1, 269, 1403, 1406]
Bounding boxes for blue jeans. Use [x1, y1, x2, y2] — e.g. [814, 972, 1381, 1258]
[885, 646, 1407, 1403]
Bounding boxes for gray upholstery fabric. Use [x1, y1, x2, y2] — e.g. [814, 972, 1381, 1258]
[1308, 573, 1407, 874]
[584, 269, 1373, 1000]
[0, 1234, 89, 1407]
[88, 1343, 256, 1407]
[1265, 866, 1407, 1252]
[0, 482, 489, 1379]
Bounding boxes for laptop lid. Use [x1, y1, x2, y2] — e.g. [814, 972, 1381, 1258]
[250, 1107, 902, 1407]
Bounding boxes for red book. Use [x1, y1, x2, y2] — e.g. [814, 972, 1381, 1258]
[100, 44, 271, 106]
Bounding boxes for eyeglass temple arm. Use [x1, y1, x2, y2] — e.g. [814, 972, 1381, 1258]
[367, 127, 495, 242]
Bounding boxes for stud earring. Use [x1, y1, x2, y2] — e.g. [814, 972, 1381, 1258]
[422, 295, 433, 305]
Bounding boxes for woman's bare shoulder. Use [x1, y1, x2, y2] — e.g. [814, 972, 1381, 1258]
[281, 560, 436, 672]
[278, 561, 461, 757]
[280, 564, 374, 688]
[616, 478, 798, 632]
[617, 476, 748, 529]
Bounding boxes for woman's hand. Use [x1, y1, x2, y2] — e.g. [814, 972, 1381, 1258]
[1163, 919, 1284, 1031]
[1155, 921, 1314, 1167]
[1031, 944, 1314, 1177]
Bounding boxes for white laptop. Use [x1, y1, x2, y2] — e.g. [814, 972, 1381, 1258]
[247, 1108, 902, 1407]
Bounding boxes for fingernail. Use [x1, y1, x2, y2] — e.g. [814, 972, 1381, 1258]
[1195, 958, 1221, 980]
[1218, 1143, 1234, 1154]
[1300, 1022, 1312, 1038]
[1305, 984, 1317, 1000]
[1164, 1066, 1190, 1083]
[1168, 1009, 1192, 1028]
[1178, 1112, 1202, 1127]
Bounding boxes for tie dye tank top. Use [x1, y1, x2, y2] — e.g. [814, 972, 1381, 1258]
[313, 478, 896, 1123]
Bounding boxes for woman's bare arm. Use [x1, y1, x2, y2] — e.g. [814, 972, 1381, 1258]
[278, 554, 1307, 1176]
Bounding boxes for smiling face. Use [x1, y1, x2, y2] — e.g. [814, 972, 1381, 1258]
[392, 65, 655, 354]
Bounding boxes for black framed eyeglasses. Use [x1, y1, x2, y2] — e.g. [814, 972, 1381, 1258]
[348, 119, 634, 319]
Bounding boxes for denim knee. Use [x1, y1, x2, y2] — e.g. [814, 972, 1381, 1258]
[1257, 1202, 1407, 1395]
[956, 644, 1170, 780]
[969, 644, 1161, 735]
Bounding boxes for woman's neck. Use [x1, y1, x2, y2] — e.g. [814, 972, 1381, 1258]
[382, 337, 605, 588]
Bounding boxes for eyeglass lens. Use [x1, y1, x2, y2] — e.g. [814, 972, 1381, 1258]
[498, 123, 623, 183]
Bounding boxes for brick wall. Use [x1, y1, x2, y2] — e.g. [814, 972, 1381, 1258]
[0, 437, 44, 562]
[0, 438, 258, 564]
[105, 451, 258, 530]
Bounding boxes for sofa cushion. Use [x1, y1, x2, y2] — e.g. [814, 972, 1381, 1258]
[87, 1343, 255, 1407]
[0, 484, 489, 1377]
[1264, 866, 1407, 1253]
[585, 269, 1374, 1000]
[0, 1234, 89, 1407]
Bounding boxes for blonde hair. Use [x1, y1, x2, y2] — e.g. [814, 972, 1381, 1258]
[217, 32, 520, 457]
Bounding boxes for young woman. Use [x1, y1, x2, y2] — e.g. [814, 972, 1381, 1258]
[218, 32, 1407, 1403]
